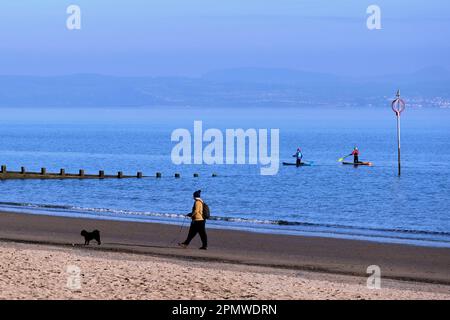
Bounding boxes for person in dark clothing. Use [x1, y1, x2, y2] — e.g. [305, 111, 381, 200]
[179, 190, 208, 250]
[293, 148, 303, 167]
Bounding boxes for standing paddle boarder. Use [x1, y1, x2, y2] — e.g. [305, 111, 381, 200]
[179, 190, 208, 250]
[351, 147, 360, 164]
[339, 147, 373, 166]
[293, 148, 303, 166]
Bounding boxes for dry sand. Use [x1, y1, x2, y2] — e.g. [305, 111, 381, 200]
[1, 241, 449, 300]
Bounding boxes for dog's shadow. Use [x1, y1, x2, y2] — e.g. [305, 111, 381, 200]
[78, 229, 182, 250]
[106, 242, 172, 250]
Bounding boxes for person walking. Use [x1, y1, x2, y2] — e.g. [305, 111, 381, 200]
[179, 190, 208, 250]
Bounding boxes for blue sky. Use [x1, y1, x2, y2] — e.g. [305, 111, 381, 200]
[1, 0, 449, 76]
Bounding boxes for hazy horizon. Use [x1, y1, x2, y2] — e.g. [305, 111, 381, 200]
[0, 65, 448, 78]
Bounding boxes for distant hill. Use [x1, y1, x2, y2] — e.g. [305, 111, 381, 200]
[0, 67, 449, 108]
[202, 67, 344, 85]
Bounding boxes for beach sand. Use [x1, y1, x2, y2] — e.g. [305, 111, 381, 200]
[1, 241, 449, 300]
[0, 211, 449, 299]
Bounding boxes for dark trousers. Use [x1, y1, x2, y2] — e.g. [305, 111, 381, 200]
[296, 158, 302, 166]
[354, 155, 359, 163]
[183, 220, 207, 247]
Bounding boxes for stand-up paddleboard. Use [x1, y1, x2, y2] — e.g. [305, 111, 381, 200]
[342, 161, 373, 166]
[283, 162, 313, 167]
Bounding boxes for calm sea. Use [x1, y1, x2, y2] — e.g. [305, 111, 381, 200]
[0, 106, 449, 247]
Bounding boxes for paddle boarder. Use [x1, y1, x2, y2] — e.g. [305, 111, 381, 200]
[351, 147, 360, 164]
[339, 147, 372, 166]
[293, 148, 303, 166]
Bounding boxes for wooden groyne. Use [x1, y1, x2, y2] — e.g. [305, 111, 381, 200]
[0, 165, 218, 180]
[0, 165, 144, 180]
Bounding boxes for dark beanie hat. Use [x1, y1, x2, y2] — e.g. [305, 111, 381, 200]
[193, 190, 201, 198]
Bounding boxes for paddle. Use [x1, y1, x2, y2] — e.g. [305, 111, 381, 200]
[338, 154, 352, 162]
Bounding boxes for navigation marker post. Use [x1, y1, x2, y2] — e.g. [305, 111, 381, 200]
[391, 90, 406, 176]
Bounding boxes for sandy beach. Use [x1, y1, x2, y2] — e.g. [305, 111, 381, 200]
[1, 241, 449, 300]
[0, 211, 449, 299]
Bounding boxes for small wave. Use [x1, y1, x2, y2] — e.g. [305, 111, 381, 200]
[0, 201, 449, 240]
[0, 201, 74, 210]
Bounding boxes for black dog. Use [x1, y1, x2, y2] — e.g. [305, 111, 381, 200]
[81, 230, 101, 245]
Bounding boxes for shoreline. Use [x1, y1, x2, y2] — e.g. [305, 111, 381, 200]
[1, 203, 449, 249]
[1, 210, 450, 287]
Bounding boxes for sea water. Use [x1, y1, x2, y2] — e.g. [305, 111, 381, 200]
[0, 106, 448, 247]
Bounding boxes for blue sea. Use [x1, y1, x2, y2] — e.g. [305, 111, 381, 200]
[0, 106, 449, 247]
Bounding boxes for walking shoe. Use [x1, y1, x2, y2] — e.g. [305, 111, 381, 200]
[199, 246, 207, 250]
[178, 242, 187, 248]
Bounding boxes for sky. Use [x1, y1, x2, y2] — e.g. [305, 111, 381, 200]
[0, 0, 449, 77]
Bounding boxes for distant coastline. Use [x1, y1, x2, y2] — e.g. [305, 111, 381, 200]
[1, 67, 449, 108]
